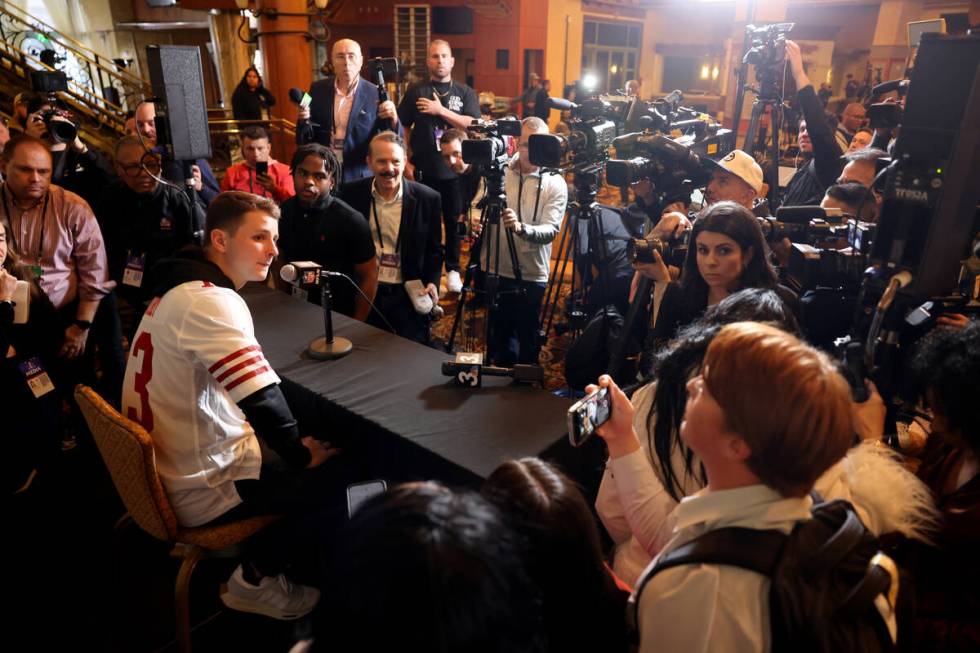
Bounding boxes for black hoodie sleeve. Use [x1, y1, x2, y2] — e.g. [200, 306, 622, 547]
[237, 383, 312, 470]
[798, 84, 844, 187]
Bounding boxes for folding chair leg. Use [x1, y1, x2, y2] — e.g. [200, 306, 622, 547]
[174, 545, 205, 653]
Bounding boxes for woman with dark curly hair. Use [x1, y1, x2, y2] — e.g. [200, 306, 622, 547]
[899, 320, 980, 652]
[232, 66, 276, 124]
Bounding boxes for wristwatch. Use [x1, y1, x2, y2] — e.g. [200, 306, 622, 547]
[73, 318, 93, 330]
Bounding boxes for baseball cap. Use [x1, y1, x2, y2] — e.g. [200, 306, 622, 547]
[705, 149, 764, 195]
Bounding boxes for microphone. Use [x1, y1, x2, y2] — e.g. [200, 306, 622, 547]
[441, 354, 544, 387]
[279, 261, 398, 335]
[288, 87, 313, 109]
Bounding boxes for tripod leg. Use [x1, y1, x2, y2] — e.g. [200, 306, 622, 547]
[539, 212, 570, 331]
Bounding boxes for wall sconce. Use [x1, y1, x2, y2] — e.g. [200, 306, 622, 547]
[610, 64, 619, 74]
[711, 65, 719, 80]
[236, 0, 332, 44]
[700, 64, 710, 80]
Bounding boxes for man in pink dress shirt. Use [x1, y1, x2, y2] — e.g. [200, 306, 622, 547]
[1, 135, 113, 355]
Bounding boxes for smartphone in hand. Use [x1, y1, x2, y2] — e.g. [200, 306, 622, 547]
[347, 479, 388, 517]
[567, 386, 612, 447]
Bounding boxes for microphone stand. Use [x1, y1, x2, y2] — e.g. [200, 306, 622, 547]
[308, 274, 353, 360]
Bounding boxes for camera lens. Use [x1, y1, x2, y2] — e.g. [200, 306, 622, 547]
[46, 117, 77, 144]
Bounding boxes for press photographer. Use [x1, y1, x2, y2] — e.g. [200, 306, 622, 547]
[782, 40, 845, 207]
[469, 117, 568, 366]
[24, 93, 115, 210]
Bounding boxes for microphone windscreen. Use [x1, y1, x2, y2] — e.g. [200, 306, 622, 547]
[279, 264, 298, 282]
[288, 87, 305, 104]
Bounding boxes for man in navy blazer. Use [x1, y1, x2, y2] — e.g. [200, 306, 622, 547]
[339, 132, 444, 344]
[297, 39, 400, 184]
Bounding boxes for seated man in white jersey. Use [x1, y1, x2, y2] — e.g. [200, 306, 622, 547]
[122, 191, 354, 620]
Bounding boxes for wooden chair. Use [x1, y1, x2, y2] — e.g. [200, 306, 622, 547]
[74, 385, 278, 653]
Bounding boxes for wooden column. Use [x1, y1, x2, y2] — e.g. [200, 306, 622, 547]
[257, 0, 313, 163]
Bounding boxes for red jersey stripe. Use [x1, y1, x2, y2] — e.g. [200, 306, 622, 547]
[225, 365, 273, 392]
[208, 344, 261, 374]
[215, 354, 266, 383]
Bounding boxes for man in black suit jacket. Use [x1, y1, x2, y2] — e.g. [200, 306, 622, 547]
[297, 39, 400, 184]
[339, 131, 443, 344]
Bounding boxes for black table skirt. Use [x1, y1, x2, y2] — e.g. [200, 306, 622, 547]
[243, 286, 585, 487]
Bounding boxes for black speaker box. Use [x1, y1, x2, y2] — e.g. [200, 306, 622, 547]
[145, 45, 212, 161]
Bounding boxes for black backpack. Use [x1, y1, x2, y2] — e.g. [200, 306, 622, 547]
[631, 498, 903, 652]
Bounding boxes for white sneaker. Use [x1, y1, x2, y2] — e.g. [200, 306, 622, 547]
[220, 564, 320, 620]
[447, 269, 463, 293]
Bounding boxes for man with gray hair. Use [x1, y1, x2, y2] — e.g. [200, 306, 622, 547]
[470, 116, 568, 366]
[298, 38, 399, 183]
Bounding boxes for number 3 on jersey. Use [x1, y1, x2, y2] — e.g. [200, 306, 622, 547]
[127, 332, 155, 431]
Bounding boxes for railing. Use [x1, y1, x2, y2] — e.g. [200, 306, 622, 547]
[206, 112, 299, 173]
[0, 1, 150, 125]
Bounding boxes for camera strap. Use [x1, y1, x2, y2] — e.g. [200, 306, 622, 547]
[517, 171, 544, 226]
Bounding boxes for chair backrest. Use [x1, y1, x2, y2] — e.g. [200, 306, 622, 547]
[74, 385, 179, 542]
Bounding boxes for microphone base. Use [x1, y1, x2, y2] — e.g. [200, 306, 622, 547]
[308, 336, 353, 360]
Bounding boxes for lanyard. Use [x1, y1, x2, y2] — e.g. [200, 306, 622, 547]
[1, 186, 49, 260]
[371, 194, 401, 254]
[516, 171, 544, 226]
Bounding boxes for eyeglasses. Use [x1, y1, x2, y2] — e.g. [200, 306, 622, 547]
[119, 157, 162, 177]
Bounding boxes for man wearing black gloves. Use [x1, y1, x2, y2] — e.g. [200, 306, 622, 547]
[122, 191, 356, 620]
[398, 39, 481, 295]
[339, 132, 443, 344]
[297, 38, 399, 184]
[96, 135, 201, 337]
[781, 40, 844, 208]
[276, 143, 378, 321]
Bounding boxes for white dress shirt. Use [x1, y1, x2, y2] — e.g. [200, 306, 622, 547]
[369, 179, 403, 284]
[635, 485, 813, 653]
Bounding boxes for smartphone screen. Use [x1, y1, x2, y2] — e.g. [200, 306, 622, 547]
[347, 480, 387, 517]
[255, 161, 269, 176]
[567, 386, 612, 447]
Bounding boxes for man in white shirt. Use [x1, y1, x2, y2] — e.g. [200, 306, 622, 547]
[592, 322, 858, 652]
[470, 116, 568, 366]
[122, 191, 351, 620]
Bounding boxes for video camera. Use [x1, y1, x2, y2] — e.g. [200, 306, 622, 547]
[605, 130, 734, 205]
[743, 23, 794, 71]
[867, 78, 910, 130]
[462, 118, 522, 168]
[526, 80, 629, 171]
[28, 70, 78, 144]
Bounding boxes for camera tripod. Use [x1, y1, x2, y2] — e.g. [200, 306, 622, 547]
[539, 165, 613, 341]
[446, 163, 526, 364]
[734, 52, 787, 212]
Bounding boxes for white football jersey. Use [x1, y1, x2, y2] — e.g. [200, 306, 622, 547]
[121, 280, 280, 527]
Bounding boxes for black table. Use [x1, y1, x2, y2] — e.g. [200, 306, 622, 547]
[244, 286, 577, 486]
